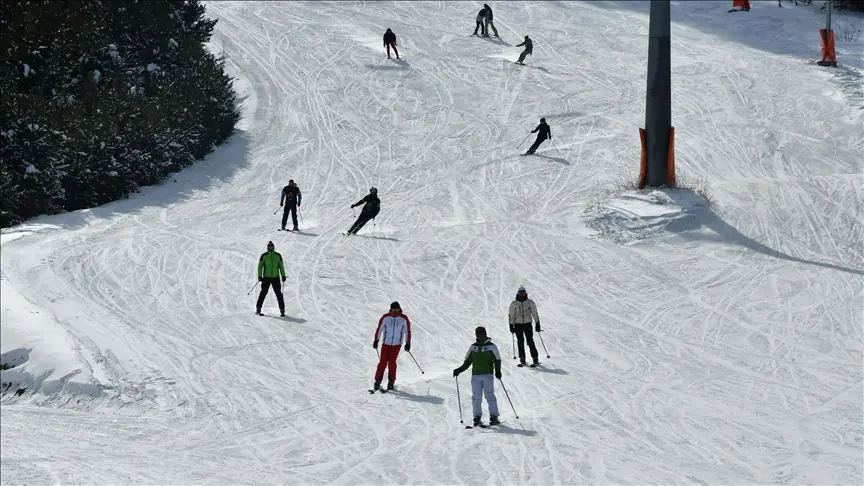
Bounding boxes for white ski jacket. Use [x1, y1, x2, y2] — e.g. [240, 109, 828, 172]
[374, 312, 412, 346]
[509, 298, 539, 325]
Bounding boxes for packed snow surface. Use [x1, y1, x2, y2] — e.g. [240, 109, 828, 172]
[2, 1, 862, 484]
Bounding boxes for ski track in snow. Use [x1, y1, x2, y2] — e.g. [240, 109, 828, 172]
[2, 1, 863, 484]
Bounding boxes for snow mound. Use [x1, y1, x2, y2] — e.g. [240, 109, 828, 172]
[1, 254, 105, 399]
[585, 189, 710, 244]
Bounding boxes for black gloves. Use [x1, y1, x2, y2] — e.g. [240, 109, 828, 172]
[373, 340, 379, 349]
[495, 369, 502, 380]
[258, 276, 263, 282]
[535, 321, 541, 332]
[280, 202, 283, 207]
[509, 324, 515, 334]
[282, 276, 287, 283]
[452, 368, 461, 377]
[404, 343, 411, 352]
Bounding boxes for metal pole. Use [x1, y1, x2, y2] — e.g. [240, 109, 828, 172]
[826, 1, 832, 32]
[643, 0, 672, 188]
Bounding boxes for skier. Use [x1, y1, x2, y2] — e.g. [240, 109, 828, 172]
[472, 7, 487, 36]
[509, 285, 541, 367]
[372, 301, 412, 391]
[346, 187, 380, 235]
[280, 179, 302, 231]
[383, 28, 399, 59]
[453, 326, 502, 427]
[515, 35, 533, 65]
[483, 4, 499, 37]
[523, 117, 551, 155]
[256, 241, 286, 316]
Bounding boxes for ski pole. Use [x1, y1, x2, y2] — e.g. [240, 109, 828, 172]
[551, 139, 562, 155]
[272, 206, 281, 215]
[456, 376, 464, 424]
[516, 133, 531, 149]
[537, 330, 550, 358]
[512, 332, 517, 360]
[498, 378, 519, 419]
[407, 350, 425, 374]
[299, 207, 304, 225]
[246, 281, 259, 295]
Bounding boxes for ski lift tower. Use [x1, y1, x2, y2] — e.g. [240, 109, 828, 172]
[639, 0, 676, 189]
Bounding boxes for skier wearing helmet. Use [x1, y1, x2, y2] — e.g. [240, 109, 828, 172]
[515, 35, 533, 65]
[256, 241, 286, 316]
[346, 187, 381, 235]
[523, 118, 551, 156]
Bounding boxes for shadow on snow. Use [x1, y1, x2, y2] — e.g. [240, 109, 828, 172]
[666, 190, 864, 276]
[390, 389, 444, 405]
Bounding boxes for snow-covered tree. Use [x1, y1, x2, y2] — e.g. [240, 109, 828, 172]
[0, 0, 239, 227]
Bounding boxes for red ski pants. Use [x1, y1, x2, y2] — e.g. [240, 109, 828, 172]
[375, 344, 401, 382]
[385, 42, 399, 59]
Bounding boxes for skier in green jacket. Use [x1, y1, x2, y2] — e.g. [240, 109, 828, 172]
[256, 240, 286, 316]
[453, 326, 502, 427]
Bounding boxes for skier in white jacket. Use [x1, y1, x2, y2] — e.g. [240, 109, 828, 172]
[372, 301, 412, 391]
[508, 286, 541, 367]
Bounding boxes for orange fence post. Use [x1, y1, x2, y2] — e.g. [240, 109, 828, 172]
[817, 29, 837, 67]
[666, 127, 676, 187]
[638, 128, 648, 189]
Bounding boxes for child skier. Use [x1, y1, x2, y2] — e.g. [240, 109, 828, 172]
[453, 326, 502, 427]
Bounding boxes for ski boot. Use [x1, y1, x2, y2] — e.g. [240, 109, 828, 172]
[280, 311, 286, 317]
[489, 416, 501, 426]
[387, 381, 395, 391]
[373, 380, 382, 391]
[473, 416, 482, 427]
[530, 356, 539, 368]
[293, 226, 299, 231]
[256, 308, 263, 316]
[519, 358, 527, 367]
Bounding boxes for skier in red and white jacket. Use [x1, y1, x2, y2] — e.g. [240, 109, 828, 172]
[372, 301, 411, 391]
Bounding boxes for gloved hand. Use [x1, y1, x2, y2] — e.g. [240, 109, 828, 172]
[297, 202, 301, 207]
[373, 340, 379, 349]
[452, 368, 461, 377]
[280, 202, 283, 207]
[509, 324, 515, 334]
[404, 342, 411, 352]
[258, 276, 263, 282]
[535, 322, 541, 332]
[282, 276, 287, 283]
[495, 370, 502, 380]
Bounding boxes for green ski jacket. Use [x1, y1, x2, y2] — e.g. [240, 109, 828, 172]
[258, 251, 286, 278]
[456, 337, 502, 376]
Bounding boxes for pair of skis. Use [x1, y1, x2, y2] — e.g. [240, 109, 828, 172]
[466, 421, 502, 429]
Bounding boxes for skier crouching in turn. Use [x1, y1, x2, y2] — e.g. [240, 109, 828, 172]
[515, 35, 533, 65]
[509, 285, 541, 367]
[346, 187, 380, 235]
[256, 241, 286, 316]
[524, 117, 551, 155]
[372, 301, 412, 391]
[453, 326, 502, 427]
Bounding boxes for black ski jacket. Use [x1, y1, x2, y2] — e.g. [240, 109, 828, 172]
[383, 30, 397, 46]
[281, 184, 302, 206]
[532, 121, 551, 140]
[517, 38, 533, 53]
[352, 193, 381, 213]
[484, 5, 494, 21]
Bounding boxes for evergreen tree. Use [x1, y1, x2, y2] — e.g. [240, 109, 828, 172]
[0, 0, 240, 227]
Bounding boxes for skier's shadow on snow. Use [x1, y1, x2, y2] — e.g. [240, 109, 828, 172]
[533, 154, 570, 165]
[390, 390, 444, 405]
[259, 314, 308, 324]
[357, 235, 399, 242]
[533, 366, 568, 375]
[474, 35, 510, 47]
[365, 59, 410, 70]
[494, 424, 537, 436]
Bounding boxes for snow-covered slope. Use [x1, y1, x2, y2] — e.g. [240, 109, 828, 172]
[2, 1, 862, 483]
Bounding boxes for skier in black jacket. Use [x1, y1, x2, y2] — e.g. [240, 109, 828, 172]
[383, 28, 399, 59]
[280, 180, 302, 231]
[473, 7, 487, 36]
[524, 118, 551, 155]
[483, 4, 499, 37]
[515, 35, 533, 65]
[346, 187, 381, 235]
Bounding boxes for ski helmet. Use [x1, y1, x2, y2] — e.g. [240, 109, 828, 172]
[540, 118, 546, 123]
[390, 301, 401, 311]
[475, 326, 487, 337]
[370, 186, 378, 194]
[289, 179, 295, 185]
